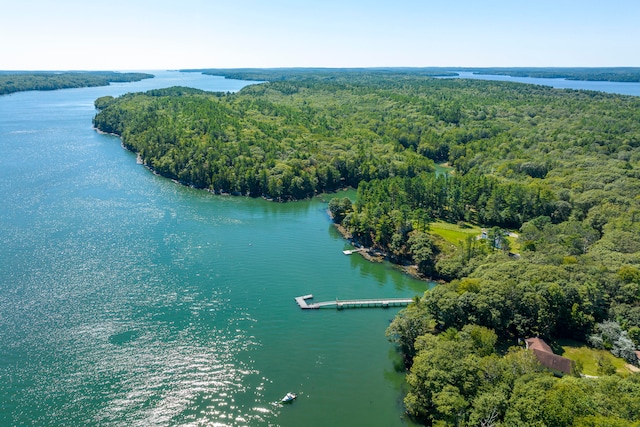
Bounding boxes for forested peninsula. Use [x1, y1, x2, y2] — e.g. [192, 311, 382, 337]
[0, 71, 153, 95]
[93, 71, 640, 426]
[463, 67, 640, 82]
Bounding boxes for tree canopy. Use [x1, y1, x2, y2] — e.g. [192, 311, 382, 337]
[92, 70, 640, 425]
[0, 71, 153, 95]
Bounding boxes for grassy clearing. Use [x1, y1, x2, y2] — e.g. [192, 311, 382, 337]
[558, 339, 632, 376]
[429, 220, 522, 254]
[507, 234, 521, 253]
[429, 221, 482, 246]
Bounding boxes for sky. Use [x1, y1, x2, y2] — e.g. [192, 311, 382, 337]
[1, 0, 639, 70]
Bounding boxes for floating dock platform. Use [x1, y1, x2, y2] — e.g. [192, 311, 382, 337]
[295, 294, 414, 310]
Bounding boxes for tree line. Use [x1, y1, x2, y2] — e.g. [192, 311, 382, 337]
[465, 67, 640, 82]
[190, 66, 640, 83]
[0, 71, 153, 95]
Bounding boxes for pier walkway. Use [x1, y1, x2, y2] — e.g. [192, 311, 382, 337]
[342, 248, 366, 255]
[295, 294, 414, 310]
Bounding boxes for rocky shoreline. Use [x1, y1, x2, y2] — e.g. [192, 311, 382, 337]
[333, 223, 425, 281]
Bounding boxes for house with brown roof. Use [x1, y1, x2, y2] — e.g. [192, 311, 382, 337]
[525, 337, 575, 376]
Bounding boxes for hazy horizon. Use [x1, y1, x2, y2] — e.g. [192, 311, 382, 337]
[3, 66, 640, 73]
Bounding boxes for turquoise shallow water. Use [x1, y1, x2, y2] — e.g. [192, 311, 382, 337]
[0, 72, 427, 426]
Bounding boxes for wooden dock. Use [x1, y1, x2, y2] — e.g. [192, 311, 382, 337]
[342, 248, 366, 255]
[295, 294, 414, 310]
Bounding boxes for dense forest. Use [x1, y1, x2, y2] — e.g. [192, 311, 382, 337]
[93, 81, 440, 200]
[93, 71, 640, 426]
[0, 71, 153, 95]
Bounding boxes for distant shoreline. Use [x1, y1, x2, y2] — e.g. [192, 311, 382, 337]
[0, 71, 154, 96]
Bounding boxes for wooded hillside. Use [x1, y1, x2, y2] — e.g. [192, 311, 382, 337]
[93, 71, 640, 425]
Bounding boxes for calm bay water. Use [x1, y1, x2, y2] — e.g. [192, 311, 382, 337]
[0, 72, 427, 427]
[451, 71, 640, 96]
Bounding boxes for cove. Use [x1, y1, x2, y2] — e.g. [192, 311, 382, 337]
[0, 71, 427, 426]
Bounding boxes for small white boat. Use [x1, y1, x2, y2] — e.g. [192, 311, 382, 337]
[281, 392, 297, 403]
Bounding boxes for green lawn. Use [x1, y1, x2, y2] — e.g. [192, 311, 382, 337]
[559, 340, 633, 376]
[429, 220, 482, 246]
[429, 220, 523, 254]
[507, 233, 521, 253]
